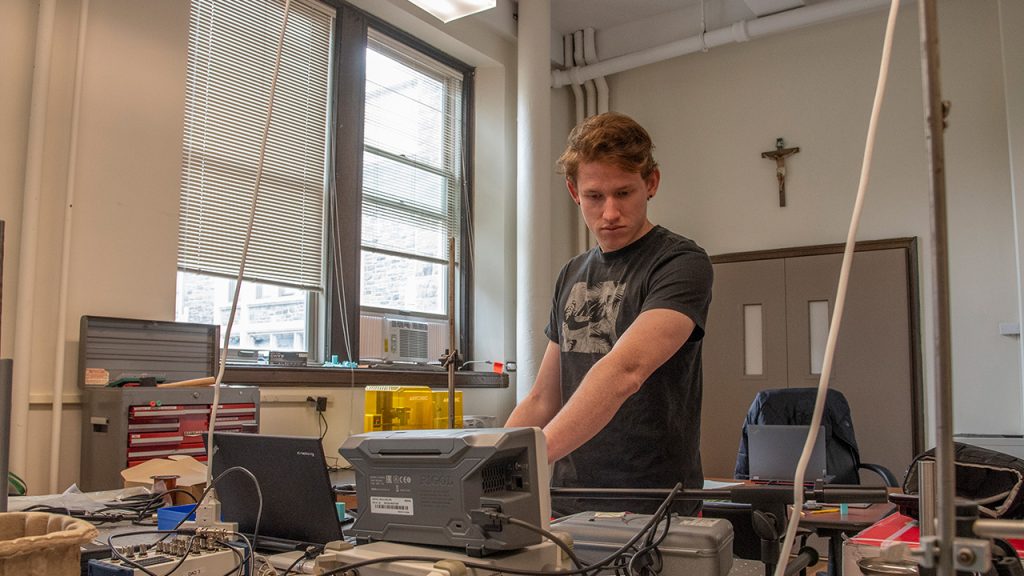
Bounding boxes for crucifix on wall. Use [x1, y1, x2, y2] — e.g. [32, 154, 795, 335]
[761, 137, 800, 207]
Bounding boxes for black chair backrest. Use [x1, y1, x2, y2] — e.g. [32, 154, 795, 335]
[735, 388, 862, 485]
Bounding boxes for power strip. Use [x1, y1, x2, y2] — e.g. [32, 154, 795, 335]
[87, 542, 248, 575]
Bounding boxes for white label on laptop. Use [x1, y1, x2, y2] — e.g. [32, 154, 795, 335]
[371, 496, 414, 516]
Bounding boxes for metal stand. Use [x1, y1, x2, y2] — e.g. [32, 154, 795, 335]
[442, 237, 460, 429]
[918, 1, 956, 575]
[1, 359, 13, 511]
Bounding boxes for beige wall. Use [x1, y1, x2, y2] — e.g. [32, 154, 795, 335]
[552, 0, 1021, 443]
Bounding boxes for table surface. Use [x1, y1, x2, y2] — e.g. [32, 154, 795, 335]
[796, 502, 897, 532]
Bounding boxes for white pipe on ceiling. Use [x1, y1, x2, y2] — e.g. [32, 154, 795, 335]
[564, 34, 585, 125]
[516, 0, 552, 402]
[563, 32, 588, 255]
[11, 0, 57, 482]
[573, 30, 597, 117]
[583, 28, 609, 114]
[551, 0, 893, 88]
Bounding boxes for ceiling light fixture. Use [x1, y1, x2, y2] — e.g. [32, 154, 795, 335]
[407, 0, 497, 23]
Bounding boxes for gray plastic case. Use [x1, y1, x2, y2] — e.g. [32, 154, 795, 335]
[552, 511, 734, 576]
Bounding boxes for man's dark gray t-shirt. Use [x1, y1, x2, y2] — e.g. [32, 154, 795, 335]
[545, 225, 713, 516]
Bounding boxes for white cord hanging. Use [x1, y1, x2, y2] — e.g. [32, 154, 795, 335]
[772, 1, 902, 574]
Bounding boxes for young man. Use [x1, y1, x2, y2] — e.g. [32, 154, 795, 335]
[506, 112, 713, 516]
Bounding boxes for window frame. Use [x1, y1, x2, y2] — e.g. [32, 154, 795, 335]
[327, 2, 474, 363]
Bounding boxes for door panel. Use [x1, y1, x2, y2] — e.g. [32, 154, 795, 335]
[700, 259, 788, 478]
[785, 250, 914, 480]
[702, 245, 916, 482]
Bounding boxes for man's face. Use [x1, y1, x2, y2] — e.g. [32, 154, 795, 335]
[568, 161, 660, 252]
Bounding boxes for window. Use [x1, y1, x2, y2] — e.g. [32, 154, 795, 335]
[360, 29, 465, 318]
[330, 8, 473, 362]
[176, 0, 333, 358]
[176, 1, 473, 364]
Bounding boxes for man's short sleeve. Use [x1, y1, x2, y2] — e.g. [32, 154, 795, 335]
[641, 247, 713, 342]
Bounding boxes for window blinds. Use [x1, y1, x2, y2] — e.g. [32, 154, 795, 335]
[178, 0, 333, 291]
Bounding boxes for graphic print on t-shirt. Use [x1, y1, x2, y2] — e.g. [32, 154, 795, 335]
[562, 281, 626, 353]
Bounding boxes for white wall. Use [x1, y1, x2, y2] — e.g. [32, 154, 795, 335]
[1, 0, 519, 493]
[3, 0, 188, 493]
[551, 0, 1021, 444]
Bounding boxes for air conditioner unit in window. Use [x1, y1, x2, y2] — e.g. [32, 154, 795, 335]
[383, 317, 431, 363]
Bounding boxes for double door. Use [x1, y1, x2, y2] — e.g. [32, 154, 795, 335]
[700, 239, 922, 481]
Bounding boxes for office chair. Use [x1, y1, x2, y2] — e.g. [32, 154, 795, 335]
[734, 388, 898, 487]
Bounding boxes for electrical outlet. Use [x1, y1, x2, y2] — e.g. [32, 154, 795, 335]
[306, 395, 329, 412]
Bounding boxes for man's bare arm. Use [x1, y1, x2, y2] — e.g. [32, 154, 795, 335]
[505, 341, 562, 428]
[542, 308, 696, 463]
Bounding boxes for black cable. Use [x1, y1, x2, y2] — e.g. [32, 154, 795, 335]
[504, 515, 586, 570]
[282, 553, 305, 573]
[319, 484, 685, 576]
[626, 513, 670, 575]
[221, 541, 245, 576]
[112, 465, 264, 575]
[20, 505, 137, 525]
[107, 529, 254, 576]
[222, 532, 255, 576]
[181, 465, 263, 564]
[319, 410, 328, 441]
[627, 510, 673, 575]
[107, 530, 198, 576]
[562, 483, 681, 576]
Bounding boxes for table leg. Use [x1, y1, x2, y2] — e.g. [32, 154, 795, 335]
[827, 532, 843, 576]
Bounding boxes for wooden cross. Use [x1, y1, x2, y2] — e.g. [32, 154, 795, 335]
[761, 137, 800, 207]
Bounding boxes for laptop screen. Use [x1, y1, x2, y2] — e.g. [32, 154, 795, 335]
[207, 432, 343, 548]
[747, 424, 828, 483]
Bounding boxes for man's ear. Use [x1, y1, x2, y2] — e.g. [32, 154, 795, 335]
[645, 168, 661, 200]
[567, 178, 581, 206]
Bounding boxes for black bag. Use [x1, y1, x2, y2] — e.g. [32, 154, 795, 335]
[903, 442, 1024, 519]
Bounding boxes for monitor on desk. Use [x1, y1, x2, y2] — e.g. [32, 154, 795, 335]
[207, 432, 344, 549]
[747, 424, 828, 484]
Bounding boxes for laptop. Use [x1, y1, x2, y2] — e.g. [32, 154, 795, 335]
[206, 432, 345, 551]
[747, 424, 828, 484]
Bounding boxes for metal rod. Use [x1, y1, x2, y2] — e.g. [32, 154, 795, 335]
[919, 459, 936, 538]
[973, 519, 1024, 541]
[918, 1, 955, 575]
[1, 360, 14, 512]
[447, 236, 457, 429]
[550, 484, 890, 504]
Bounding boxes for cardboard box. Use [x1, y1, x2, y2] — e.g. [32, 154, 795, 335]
[121, 455, 208, 506]
[844, 513, 1024, 576]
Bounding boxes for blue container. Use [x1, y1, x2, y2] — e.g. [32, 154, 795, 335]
[156, 504, 197, 530]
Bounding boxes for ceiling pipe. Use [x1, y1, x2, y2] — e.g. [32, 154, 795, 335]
[564, 34, 585, 126]
[573, 30, 597, 117]
[551, 0, 893, 88]
[582, 28, 609, 114]
[564, 32, 588, 254]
